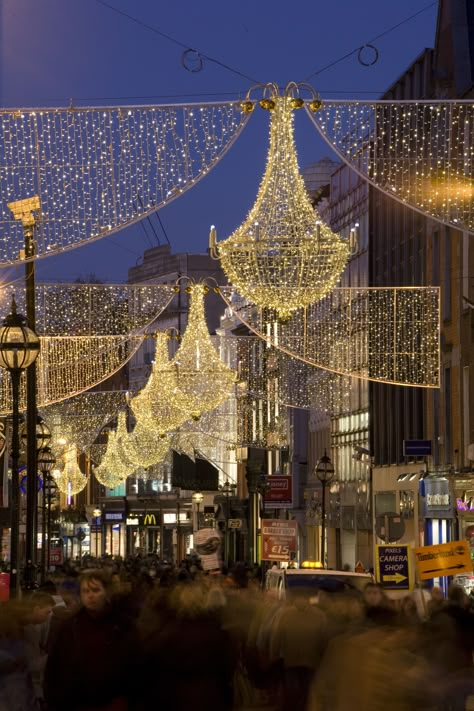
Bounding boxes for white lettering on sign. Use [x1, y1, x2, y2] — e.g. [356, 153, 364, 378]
[426, 494, 450, 506]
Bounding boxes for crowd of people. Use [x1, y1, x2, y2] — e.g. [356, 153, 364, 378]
[0, 556, 474, 711]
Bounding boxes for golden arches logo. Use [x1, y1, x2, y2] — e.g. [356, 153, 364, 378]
[143, 514, 157, 526]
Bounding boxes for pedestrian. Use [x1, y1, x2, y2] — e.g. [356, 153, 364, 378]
[44, 569, 138, 711]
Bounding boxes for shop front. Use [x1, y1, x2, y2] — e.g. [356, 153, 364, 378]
[102, 509, 126, 557]
[419, 477, 455, 594]
[453, 478, 474, 593]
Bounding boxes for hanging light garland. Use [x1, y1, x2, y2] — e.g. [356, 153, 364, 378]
[306, 99, 474, 235]
[211, 84, 349, 320]
[0, 102, 252, 265]
[218, 285, 440, 388]
[130, 332, 189, 436]
[53, 446, 88, 496]
[170, 283, 236, 419]
[40, 390, 128, 457]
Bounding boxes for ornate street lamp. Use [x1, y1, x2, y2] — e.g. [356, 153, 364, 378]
[21, 416, 51, 452]
[92, 508, 102, 559]
[315, 450, 335, 569]
[192, 491, 204, 531]
[37, 446, 56, 581]
[0, 298, 40, 596]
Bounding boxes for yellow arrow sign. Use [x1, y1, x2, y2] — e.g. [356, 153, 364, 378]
[382, 573, 407, 584]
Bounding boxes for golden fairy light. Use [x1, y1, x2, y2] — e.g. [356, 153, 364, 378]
[211, 86, 349, 320]
[171, 283, 236, 419]
[115, 411, 170, 470]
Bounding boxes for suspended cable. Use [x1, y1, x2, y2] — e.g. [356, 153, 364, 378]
[93, 0, 260, 84]
[304, 1, 437, 81]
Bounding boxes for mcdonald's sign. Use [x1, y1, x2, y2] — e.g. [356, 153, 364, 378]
[143, 513, 157, 526]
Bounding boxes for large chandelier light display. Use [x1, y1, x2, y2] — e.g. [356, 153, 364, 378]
[130, 332, 188, 437]
[115, 411, 170, 470]
[53, 446, 88, 496]
[211, 85, 349, 320]
[0, 102, 251, 265]
[306, 100, 474, 234]
[171, 284, 236, 419]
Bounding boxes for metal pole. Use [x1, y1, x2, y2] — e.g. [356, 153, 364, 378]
[24, 225, 38, 590]
[176, 499, 181, 564]
[246, 460, 261, 566]
[196, 502, 200, 531]
[9, 370, 21, 597]
[46, 486, 52, 573]
[40, 476, 47, 582]
[321, 481, 326, 568]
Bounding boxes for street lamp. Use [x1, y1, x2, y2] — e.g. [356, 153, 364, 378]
[315, 450, 335, 569]
[38, 445, 56, 581]
[219, 480, 237, 567]
[21, 416, 51, 453]
[0, 298, 40, 596]
[192, 491, 204, 531]
[93, 508, 102, 559]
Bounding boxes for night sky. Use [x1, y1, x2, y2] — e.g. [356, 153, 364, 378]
[0, 0, 438, 283]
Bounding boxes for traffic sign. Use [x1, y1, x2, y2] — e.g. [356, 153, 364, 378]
[375, 544, 412, 590]
[261, 520, 298, 562]
[403, 439, 432, 457]
[414, 540, 473, 580]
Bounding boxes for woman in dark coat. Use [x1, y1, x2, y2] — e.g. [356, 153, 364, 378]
[44, 569, 138, 711]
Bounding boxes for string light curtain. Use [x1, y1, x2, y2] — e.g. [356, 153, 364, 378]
[212, 88, 349, 320]
[0, 334, 144, 413]
[218, 286, 440, 388]
[130, 332, 189, 436]
[171, 284, 236, 419]
[0, 102, 251, 265]
[0, 283, 176, 336]
[306, 100, 474, 234]
[40, 390, 128, 457]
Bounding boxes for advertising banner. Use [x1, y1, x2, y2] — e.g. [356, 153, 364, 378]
[375, 544, 412, 590]
[193, 527, 222, 570]
[414, 540, 473, 580]
[261, 519, 298, 562]
[264, 476, 293, 509]
[49, 546, 63, 567]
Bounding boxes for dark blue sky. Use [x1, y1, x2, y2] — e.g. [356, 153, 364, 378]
[0, 0, 438, 283]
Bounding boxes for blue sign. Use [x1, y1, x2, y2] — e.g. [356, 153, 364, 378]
[375, 544, 412, 590]
[403, 439, 432, 457]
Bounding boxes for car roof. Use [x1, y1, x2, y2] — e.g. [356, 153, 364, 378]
[269, 569, 371, 578]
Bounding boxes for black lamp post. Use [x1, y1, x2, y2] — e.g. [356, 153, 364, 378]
[218, 480, 237, 568]
[0, 298, 40, 596]
[315, 450, 335, 569]
[37, 446, 56, 581]
[192, 491, 204, 531]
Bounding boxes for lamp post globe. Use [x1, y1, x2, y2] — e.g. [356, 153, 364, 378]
[38, 446, 56, 476]
[21, 416, 51, 452]
[0, 298, 40, 596]
[314, 449, 335, 569]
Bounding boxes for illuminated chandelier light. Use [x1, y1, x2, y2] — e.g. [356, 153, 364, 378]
[236, 393, 289, 450]
[0, 283, 176, 336]
[108, 410, 170, 471]
[0, 334, 144, 414]
[305, 99, 474, 234]
[212, 86, 349, 320]
[53, 446, 88, 496]
[40, 390, 128, 457]
[0, 102, 251, 265]
[94, 422, 134, 488]
[171, 283, 236, 419]
[218, 286, 440, 388]
[130, 332, 189, 436]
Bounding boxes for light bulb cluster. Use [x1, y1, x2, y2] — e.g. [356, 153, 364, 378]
[219, 285, 440, 388]
[215, 93, 349, 320]
[0, 102, 251, 265]
[307, 100, 474, 234]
